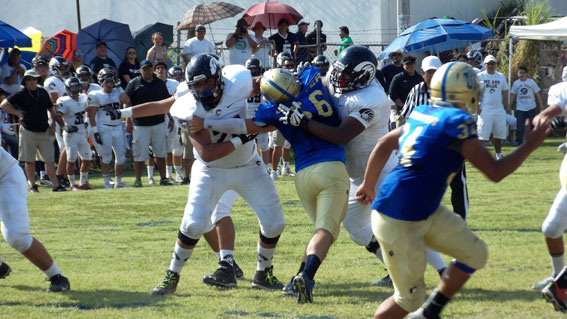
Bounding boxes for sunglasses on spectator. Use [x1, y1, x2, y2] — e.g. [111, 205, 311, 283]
[128, 51, 136, 54]
[154, 36, 163, 41]
[75, 52, 84, 56]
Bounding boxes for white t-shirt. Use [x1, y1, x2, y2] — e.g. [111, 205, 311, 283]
[478, 71, 509, 112]
[511, 78, 540, 111]
[170, 65, 254, 168]
[548, 81, 567, 113]
[226, 33, 252, 66]
[183, 37, 215, 60]
[0, 63, 25, 94]
[250, 35, 272, 69]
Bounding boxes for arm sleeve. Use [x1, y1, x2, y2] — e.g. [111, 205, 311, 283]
[203, 118, 248, 134]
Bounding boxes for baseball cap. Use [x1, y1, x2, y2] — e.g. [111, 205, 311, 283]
[21, 69, 41, 85]
[422, 56, 442, 72]
[196, 24, 206, 32]
[236, 18, 249, 28]
[402, 55, 416, 65]
[96, 41, 107, 48]
[484, 55, 496, 64]
[298, 21, 309, 26]
[140, 60, 153, 69]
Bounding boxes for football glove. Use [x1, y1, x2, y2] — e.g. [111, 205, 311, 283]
[278, 102, 309, 130]
[102, 105, 121, 121]
[63, 125, 78, 133]
[551, 117, 566, 131]
[93, 132, 103, 145]
[558, 142, 567, 154]
[237, 133, 258, 144]
[296, 61, 310, 74]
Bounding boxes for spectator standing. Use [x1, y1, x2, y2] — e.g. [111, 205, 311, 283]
[146, 32, 169, 67]
[337, 26, 353, 56]
[125, 60, 173, 187]
[389, 55, 423, 127]
[306, 20, 327, 61]
[250, 22, 271, 70]
[89, 41, 117, 80]
[31, 55, 50, 84]
[226, 18, 257, 66]
[509, 66, 543, 146]
[477, 55, 509, 159]
[269, 19, 299, 63]
[294, 21, 310, 64]
[381, 50, 404, 92]
[118, 47, 140, 89]
[182, 25, 215, 65]
[0, 70, 65, 192]
[1, 48, 26, 95]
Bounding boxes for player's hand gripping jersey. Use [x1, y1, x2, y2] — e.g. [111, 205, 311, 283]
[372, 103, 477, 221]
[254, 66, 345, 172]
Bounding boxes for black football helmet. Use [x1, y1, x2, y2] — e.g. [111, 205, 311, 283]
[311, 55, 330, 75]
[49, 56, 70, 78]
[330, 45, 377, 93]
[276, 51, 293, 68]
[245, 57, 262, 76]
[185, 53, 224, 111]
[76, 65, 93, 85]
[466, 50, 482, 67]
[32, 55, 49, 70]
[168, 66, 184, 81]
[64, 77, 82, 97]
[97, 68, 116, 85]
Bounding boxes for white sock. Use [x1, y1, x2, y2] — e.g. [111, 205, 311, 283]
[257, 244, 275, 271]
[552, 253, 565, 275]
[174, 166, 183, 178]
[426, 249, 447, 271]
[103, 174, 110, 185]
[80, 172, 88, 185]
[44, 262, 61, 278]
[169, 243, 193, 274]
[68, 174, 76, 185]
[220, 249, 235, 266]
[214, 251, 221, 259]
[147, 166, 154, 178]
[375, 247, 385, 263]
[166, 165, 173, 179]
[116, 175, 122, 183]
[40, 170, 47, 178]
[284, 161, 289, 169]
[496, 152, 503, 158]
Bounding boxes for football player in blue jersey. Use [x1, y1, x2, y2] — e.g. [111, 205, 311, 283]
[355, 62, 550, 319]
[188, 66, 350, 303]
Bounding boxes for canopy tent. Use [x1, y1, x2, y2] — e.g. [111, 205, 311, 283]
[507, 17, 567, 92]
[509, 16, 567, 40]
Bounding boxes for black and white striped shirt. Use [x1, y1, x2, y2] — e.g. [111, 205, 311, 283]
[401, 81, 430, 120]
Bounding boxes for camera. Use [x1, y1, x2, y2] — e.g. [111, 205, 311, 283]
[239, 27, 248, 34]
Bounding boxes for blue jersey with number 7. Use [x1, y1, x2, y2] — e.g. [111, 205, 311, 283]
[372, 103, 477, 221]
[254, 66, 345, 172]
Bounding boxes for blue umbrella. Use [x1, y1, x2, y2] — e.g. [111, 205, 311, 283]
[379, 19, 494, 60]
[0, 20, 31, 48]
[77, 19, 135, 67]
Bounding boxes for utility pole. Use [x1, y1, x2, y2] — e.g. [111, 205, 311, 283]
[397, 0, 410, 35]
[76, 0, 82, 30]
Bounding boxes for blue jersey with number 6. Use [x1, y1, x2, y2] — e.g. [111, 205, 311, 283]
[372, 104, 477, 221]
[254, 66, 345, 172]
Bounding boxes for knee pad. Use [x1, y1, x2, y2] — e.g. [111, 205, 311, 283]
[101, 149, 113, 165]
[115, 152, 126, 166]
[259, 219, 285, 239]
[178, 231, 199, 246]
[457, 237, 488, 271]
[542, 190, 567, 238]
[343, 212, 373, 247]
[4, 231, 33, 252]
[259, 231, 280, 245]
[397, 285, 427, 312]
[542, 219, 565, 238]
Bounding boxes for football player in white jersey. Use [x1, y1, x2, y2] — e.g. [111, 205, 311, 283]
[0, 147, 70, 291]
[105, 53, 286, 294]
[245, 57, 270, 166]
[89, 68, 130, 189]
[45, 56, 71, 187]
[169, 66, 193, 183]
[56, 77, 94, 190]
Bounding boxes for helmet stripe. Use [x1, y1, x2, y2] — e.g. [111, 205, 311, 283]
[441, 62, 457, 101]
[267, 78, 296, 101]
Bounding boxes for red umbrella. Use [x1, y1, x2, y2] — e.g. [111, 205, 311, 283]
[243, 1, 303, 29]
[40, 29, 76, 62]
[177, 2, 244, 30]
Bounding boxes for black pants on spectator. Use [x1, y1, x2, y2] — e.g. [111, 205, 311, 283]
[450, 163, 468, 220]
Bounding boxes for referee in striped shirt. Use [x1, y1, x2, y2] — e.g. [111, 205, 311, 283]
[400, 56, 470, 220]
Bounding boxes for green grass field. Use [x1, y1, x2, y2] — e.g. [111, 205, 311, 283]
[2, 137, 567, 318]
